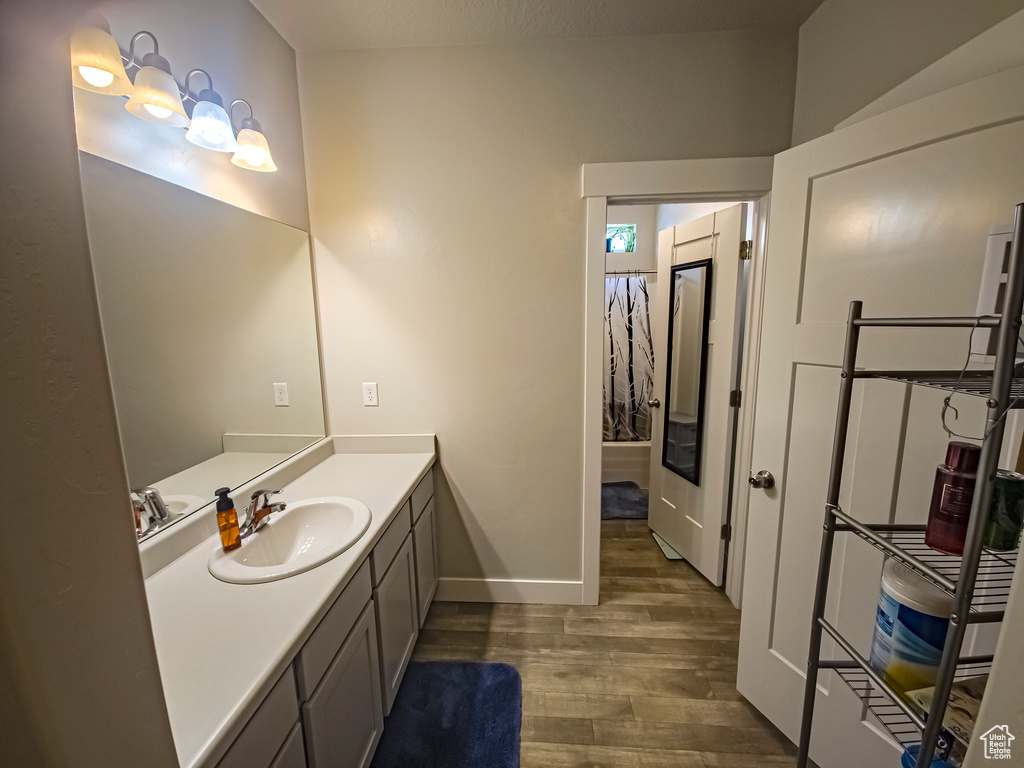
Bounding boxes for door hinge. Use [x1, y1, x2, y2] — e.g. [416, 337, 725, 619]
[739, 240, 753, 260]
[721, 523, 732, 541]
[729, 390, 742, 408]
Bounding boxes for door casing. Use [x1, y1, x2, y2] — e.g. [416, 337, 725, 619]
[580, 158, 773, 605]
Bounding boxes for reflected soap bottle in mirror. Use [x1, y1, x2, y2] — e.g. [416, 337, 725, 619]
[216, 488, 241, 553]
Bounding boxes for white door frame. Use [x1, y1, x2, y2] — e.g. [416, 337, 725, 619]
[580, 157, 774, 605]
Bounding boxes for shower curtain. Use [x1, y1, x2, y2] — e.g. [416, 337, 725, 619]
[603, 274, 655, 441]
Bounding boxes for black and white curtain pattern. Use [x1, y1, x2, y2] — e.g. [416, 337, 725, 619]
[603, 274, 655, 441]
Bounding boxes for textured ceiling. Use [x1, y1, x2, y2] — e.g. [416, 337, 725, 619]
[251, 0, 824, 52]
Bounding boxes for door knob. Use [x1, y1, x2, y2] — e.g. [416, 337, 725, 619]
[648, 398, 661, 408]
[749, 470, 775, 490]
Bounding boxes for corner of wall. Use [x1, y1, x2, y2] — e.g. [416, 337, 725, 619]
[0, 3, 178, 764]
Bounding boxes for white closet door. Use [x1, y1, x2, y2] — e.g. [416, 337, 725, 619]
[737, 67, 1024, 767]
[648, 204, 745, 586]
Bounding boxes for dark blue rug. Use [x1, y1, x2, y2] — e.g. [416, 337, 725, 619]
[602, 481, 649, 519]
[370, 661, 521, 768]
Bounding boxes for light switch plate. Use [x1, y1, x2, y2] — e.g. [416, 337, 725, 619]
[362, 382, 378, 407]
[273, 383, 289, 407]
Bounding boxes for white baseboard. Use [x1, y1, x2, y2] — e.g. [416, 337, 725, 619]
[436, 578, 584, 605]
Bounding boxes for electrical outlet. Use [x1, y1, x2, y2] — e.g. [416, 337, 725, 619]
[273, 383, 289, 407]
[362, 382, 378, 407]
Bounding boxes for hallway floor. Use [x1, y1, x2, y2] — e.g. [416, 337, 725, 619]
[412, 520, 801, 767]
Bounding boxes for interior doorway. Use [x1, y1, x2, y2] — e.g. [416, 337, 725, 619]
[580, 157, 774, 607]
[599, 200, 756, 595]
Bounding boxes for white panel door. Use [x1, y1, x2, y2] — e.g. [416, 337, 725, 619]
[736, 67, 1024, 768]
[648, 205, 745, 586]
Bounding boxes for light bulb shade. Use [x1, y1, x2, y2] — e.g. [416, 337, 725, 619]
[71, 27, 133, 95]
[231, 128, 277, 172]
[185, 101, 238, 152]
[125, 64, 189, 127]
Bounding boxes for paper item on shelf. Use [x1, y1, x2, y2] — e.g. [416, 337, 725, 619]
[905, 675, 988, 746]
[907, 685, 933, 715]
[943, 675, 987, 744]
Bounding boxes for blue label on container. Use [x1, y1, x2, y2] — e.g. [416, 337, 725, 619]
[870, 590, 950, 692]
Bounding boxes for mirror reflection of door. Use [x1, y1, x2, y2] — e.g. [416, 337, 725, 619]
[663, 259, 713, 484]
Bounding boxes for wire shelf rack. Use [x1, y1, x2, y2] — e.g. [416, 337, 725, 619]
[835, 658, 992, 752]
[847, 528, 1015, 618]
[829, 507, 1018, 619]
[854, 369, 1024, 406]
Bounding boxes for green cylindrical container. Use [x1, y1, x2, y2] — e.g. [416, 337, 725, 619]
[983, 470, 1024, 551]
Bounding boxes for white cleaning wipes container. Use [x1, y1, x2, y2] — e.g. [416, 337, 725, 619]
[869, 559, 952, 693]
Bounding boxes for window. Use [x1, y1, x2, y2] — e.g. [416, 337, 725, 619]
[607, 224, 636, 253]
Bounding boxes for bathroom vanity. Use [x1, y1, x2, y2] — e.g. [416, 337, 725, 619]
[76, 144, 441, 768]
[143, 437, 438, 768]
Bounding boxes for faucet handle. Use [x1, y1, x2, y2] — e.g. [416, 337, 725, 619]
[246, 494, 285, 536]
[248, 488, 282, 511]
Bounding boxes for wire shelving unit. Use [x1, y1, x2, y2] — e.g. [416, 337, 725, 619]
[796, 203, 1024, 768]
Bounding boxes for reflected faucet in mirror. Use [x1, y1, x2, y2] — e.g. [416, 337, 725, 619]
[240, 489, 286, 540]
[132, 486, 171, 539]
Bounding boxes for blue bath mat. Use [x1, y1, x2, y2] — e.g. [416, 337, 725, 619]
[370, 661, 521, 768]
[602, 481, 649, 519]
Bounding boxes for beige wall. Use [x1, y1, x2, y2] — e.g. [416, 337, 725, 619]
[657, 201, 738, 232]
[0, 3, 177, 766]
[791, 0, 1024, 145]
[299, 31, 797, 587]
[73, 0, 309, 230]
[80, 154, 324, 489]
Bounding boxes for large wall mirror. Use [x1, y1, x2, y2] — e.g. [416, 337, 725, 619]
[662, 258, 713, 484]
[79, 153, 326, 541]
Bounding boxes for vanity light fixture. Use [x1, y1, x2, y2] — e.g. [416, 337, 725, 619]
[183, 70, 238, 153]
[70, 27, 134, 95]
[124, 31, 190, 128]
[229, 99, 278, 173]
[70, 27, 277, 171]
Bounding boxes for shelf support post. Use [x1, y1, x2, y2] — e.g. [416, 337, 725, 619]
[797, 300, 863, 767]
[916, 202, 1024, 767]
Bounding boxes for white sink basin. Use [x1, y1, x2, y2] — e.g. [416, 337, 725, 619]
[163, 494, 208, 518]
[208, 497, 372, 584]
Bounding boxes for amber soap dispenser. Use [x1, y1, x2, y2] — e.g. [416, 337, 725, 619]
[215, 487, 241, 553]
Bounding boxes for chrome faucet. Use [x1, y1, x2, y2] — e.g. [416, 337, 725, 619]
[133, 486, 169, 522]
[132, 486, 171, 539]
[240, 489, 286, 539]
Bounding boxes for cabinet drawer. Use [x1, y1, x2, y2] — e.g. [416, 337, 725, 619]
[374, 533, 419, 715]
[302, 602, 383, 768]
[371, 501, 411, 586]
[296, 559, 372, 700]
[217, 668, 299, 768]
[411, 469, 434, 523]
[269, 723, 306, 768]
[413, 497, 438, 628]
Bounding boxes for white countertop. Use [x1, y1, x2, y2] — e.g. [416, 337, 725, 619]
[144, 451, 434, 768]
[154, 450, 295, 501]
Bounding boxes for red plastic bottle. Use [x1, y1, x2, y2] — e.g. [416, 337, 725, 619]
[924, 441, 981, 555]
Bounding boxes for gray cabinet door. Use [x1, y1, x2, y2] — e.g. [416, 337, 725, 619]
[413, 499, 438, 627]
[374, 534, 418, 715]
[217, 670, 299, 768]
[302, 602, 383, 768]
[269, 724, 306, 768]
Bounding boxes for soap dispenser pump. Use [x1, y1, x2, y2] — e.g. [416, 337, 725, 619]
[215, 487, 241, 552]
